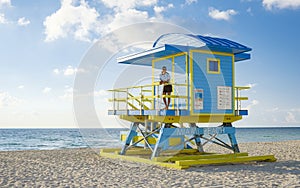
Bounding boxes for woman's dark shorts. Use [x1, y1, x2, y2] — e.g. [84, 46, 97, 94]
[163, 85, 172, 93]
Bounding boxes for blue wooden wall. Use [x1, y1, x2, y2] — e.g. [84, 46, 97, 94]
[192, 51, 234, 114]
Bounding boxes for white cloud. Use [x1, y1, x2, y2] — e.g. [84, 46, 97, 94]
[53, 68, 60, 74]
[154, 4, 174, 15]
[53, 66, 85, 76]
[64, 66, 77, 76]
[208, 7, 238, 21]
[17, 17, 30, 26]
[106, 9, 150, 32]
[285, 111, 296, 123]
[42, 87, 52, 94]
[102, 0, 163, 32]
[0, 92, 22, 107]
[0, 0, 11, 8]
[43, 0, 172, 42]
[18, 85, 25, 89]
[154, 6, 166, 14]
[262, 0, 300, 10]
[43, 0, 100, 42]
[100, 0, 158, 11]
[261, 107, 300, 124]
[64, 65, 85, 76]
[185, 0, 197, 5]
[168, 3, 174, 8]
[0, 13, 8, 24]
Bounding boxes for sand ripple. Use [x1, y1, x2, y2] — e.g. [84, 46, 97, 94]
[0, 141, 299, 187]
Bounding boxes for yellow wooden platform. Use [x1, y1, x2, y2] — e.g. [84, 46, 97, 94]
[100, 148, 276, 170]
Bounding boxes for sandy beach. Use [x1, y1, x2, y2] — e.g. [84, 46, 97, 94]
[0, 140, 299, 187]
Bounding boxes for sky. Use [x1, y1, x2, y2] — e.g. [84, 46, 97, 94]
[0, 0, 300, 128]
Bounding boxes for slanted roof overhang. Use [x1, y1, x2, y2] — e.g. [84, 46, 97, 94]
[117, 44, 251, 66]
[117, 44, 189, 66]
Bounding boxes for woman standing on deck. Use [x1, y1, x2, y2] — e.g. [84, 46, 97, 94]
[159, 66, 172, 109]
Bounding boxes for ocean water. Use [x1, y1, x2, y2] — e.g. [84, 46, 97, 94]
[0, 127, 299, 151]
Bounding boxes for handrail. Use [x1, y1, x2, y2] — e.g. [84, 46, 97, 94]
[128, 92, 150, 110]
[235, 86, 250, 90]
[108, 82, 189, 112]
[109, 84, 250, 114]
[108, 82, 187, 92]
[234, 86, 251, 115]
[235, 97, 248, 100]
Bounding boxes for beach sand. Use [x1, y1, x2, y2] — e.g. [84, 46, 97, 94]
[0, 141, 299, 187]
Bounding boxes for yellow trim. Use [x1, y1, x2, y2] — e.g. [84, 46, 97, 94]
[190, 49, 233, 56]
[207, 58, 220, 74]
[132, 136, 156, 145]
[123, 148, 199, 156]
[100, 151, 188, 170]
[186, 54, 189, 110]
[119, 114, 243, 122]
[189, 50, 193, 113]
[172, 56, 175, 109]
[142, 89, 152, 92]
[119, 115, 146, 123]
[232, 54, 235, 116]
[152, 52, 188, 110]
[157, 95, 188, 99]
[147, 116, 181, 123]
[152, 60, 155, 109]
[235, 97, 248, 101]
[169, 137, 182, 146]
[100, 148, 276, 169]
[176, 155, 277, 166]
[115, 148, 200, 156]
[108, 83, 157, 92]
[120, 149, 153, 155]
[145, 114, 242, 123]
[121, 134, 127, 142]
[235, 86, 251, 90]
[108, 98, 127, 102]
[152, 52, 187, 63]
[154, 152, 248, 162]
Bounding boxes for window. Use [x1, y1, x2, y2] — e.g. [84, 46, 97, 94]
[207, 58, 220, 74]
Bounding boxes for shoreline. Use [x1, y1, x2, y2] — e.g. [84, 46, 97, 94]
[0, 140, 299, 187]
[1, 139, 300, 153]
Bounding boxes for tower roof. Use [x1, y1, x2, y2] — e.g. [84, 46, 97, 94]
[118, 33, 251, 66]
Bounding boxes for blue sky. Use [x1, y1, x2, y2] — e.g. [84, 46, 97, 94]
[0, 0, 300, 128]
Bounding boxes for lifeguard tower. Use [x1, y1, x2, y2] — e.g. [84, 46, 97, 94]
[100, 33, 276, 169]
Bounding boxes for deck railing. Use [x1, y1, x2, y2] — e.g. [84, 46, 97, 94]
[234, 86, 251, 115]
[108, 84, 250, 116]
[108, 82, 188, 113]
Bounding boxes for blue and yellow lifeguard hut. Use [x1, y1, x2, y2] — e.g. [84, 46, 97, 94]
[101, 33, 276, 169]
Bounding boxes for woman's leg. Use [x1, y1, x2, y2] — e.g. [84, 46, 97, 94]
[167, 92, 171, 109]
[162, 91, 167, 108]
